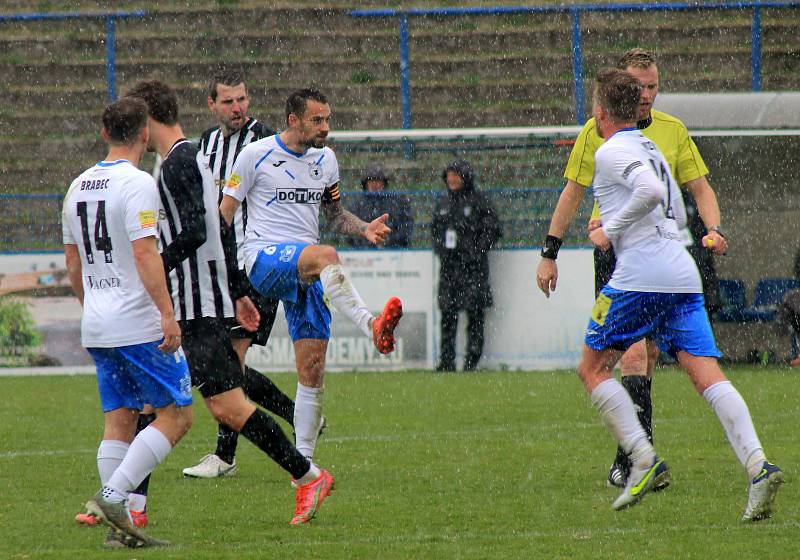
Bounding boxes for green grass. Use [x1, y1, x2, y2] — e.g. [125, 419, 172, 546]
[1, 367, 799, 559]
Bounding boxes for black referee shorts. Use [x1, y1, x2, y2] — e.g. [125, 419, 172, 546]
[180, 317, 244, 399]
[593, 246, 617, 297]
[227, 283, 279, 347]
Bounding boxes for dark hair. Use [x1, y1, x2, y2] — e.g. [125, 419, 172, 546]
[594, 67, 641, 123]
[617, 48, 657, 71]
[125, 79, 179, 125]
[208, 68, 246, 101]
[102, 97, 148, 145]
[285, 88, 328, 123]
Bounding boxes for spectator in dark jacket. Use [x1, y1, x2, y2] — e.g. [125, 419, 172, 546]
[347, 164, 414, 248]
[432, 159, 502, 371]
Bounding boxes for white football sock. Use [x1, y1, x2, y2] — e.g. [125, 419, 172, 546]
[591, 378, 655, 467]
[294, 383, 324, 459]
[105, 426, 172, 496]
[319, 264, 373, 337]
[703, 380, 767, 479]
[97, 440, 129, 486]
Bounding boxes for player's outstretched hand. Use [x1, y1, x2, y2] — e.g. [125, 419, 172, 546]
[536, 258, 558, 298]
[365, 213, 391, 245]
[236, 295, 261, 332]
[159, 315, 182, 354]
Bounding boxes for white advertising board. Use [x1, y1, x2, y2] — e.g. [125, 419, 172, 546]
[2, 250, 594, 372]
[480, 249, 594, 370]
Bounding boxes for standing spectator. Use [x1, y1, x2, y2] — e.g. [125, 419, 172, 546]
[347, 163, 414, 248]
[432, 159, 502, 372]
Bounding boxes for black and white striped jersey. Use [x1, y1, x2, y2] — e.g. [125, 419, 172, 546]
[199, 118, 275, 268]
[157, 139, 234, 321]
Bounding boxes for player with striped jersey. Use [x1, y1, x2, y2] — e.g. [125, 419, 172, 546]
[221, 88, 403, 470]
[65, 97, 192, 547]
[184, 70, 300, 480]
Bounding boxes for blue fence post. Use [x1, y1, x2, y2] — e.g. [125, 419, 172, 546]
[106, 16, 117, 101]
[399, 13, 412, 129]
[751, 5, 762, 91]
[570, 8, 585, 125]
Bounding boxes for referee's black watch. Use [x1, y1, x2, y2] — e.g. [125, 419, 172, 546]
[708, 225, 727, 239]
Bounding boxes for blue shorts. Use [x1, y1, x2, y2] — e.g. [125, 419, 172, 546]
[89, 341, 193, 413]
[248, 243, 331, 341]
[585, 287, 721, 359]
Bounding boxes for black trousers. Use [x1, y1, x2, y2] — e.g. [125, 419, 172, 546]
[439, 307, 486, 370]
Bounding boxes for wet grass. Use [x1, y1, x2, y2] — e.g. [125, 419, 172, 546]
[1, 366, 798, 559]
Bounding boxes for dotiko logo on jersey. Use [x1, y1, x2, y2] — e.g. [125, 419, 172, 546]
[277, 188, 322, 204]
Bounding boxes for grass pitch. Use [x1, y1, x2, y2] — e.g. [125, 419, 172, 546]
[1, 366, 798, 559]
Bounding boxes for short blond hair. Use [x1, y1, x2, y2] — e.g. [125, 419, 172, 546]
[617, 48, 656, 70]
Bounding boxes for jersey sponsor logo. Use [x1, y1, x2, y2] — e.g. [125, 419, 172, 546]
[80, 178, 110, 190]
[622, 161, 643, 180]
[226, 173, 242, 189]
[276, 188, 322, 204]
[138, 210, 157, 229]
[308, 163, 323, 180]
[86, 275, 121, 289]
[272, 160, 287, 167]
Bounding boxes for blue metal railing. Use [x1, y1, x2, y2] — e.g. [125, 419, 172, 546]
[1, 188, 593, 252]
[0, 10, 147, 101]
[349, 2, 800, 127]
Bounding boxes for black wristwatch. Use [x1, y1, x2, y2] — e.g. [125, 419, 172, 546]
[708, 225, 727, 239]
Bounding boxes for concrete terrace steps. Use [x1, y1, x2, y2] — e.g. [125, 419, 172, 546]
[1, 2, 799, 196]
[3, 21, 800, 62]
[6, 48, 792, 92]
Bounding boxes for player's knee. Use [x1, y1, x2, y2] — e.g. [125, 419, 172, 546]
[316, 245, 339, 267]
[576, 362, 598, 388]
[620, 350, 647, 376]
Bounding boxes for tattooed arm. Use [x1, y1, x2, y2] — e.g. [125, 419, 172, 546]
[323, 197, 369, 237]
[322, 187, 390, 245]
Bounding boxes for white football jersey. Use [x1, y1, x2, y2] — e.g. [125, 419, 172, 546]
[223, 134, 340, 272]
[62, 160, 164, 347]
[593, 129, 702, 293]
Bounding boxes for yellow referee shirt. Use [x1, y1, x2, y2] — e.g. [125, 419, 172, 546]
[564, 109, 709, 219]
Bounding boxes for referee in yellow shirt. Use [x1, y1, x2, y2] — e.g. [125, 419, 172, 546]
[536, 48, 729, 489]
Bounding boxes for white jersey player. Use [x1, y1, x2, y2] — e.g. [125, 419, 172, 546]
[543, 68, 783, 521]
[221, 88, 403, 463]
[64, 97, 192, 547]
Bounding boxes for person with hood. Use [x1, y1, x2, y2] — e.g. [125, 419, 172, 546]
[347, 163, 414, 248]
[431, 159, 502, 371]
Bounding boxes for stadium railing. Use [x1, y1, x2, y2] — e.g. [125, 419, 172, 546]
[348, 2, 800, 128]
[8, 126, 798, 258]
[0, 10, 147, 101]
